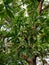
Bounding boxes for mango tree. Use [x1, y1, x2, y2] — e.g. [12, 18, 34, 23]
[0, 0, 49, 65]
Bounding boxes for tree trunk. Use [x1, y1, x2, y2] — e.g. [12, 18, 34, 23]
[32, 55, 37, 65]
[28, 55, 37, 65]
[21, 54, 37, 65]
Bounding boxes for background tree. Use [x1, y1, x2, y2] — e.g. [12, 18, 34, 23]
[0, 0, 49, 65]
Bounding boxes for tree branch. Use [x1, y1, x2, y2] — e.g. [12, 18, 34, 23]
[38, 0, 44, 15]
[42, 4, 49, 11]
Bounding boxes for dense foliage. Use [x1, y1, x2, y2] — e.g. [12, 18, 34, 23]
[0, 0, 49, 65]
